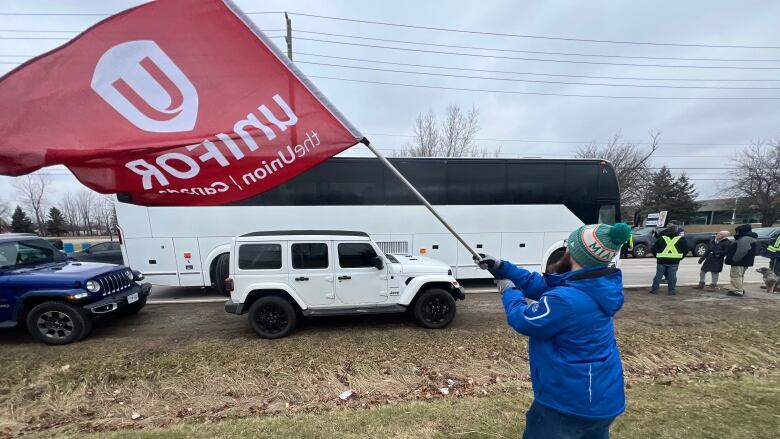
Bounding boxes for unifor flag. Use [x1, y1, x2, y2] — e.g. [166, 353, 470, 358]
[0, 0, 363, 205]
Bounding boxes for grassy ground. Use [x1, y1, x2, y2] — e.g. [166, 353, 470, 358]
[1, 287, 779, 438]
[34, 375, 780, 439]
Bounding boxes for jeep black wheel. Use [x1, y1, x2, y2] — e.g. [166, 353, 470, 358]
[213, 254, 230, 296]
[26, 301, 92, 345]
[694, 243, 708, 257]
[248, 296, 297, 339]
[413, 288, 456, 329]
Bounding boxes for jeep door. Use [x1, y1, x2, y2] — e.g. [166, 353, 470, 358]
[288, 242, 335, 307]
[334, 241, 388, 305]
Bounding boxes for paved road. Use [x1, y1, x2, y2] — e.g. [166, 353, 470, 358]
[146, 257, 770, 303]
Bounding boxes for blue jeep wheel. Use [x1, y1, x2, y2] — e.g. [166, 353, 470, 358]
[25, 301, 92, 345]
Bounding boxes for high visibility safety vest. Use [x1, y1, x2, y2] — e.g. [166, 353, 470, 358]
[656, 236, 683, 259]
[629, 235, 634, 250]
[768, 236, 780, 254]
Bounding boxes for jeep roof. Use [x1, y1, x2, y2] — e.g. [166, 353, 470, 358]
[237, 230, 371, 242]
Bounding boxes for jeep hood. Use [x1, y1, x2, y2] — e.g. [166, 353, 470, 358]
[390, 254, 451, 275]
[4, 261, 123, 284]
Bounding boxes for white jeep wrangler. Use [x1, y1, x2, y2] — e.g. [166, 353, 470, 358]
[223, 230, 465, 338]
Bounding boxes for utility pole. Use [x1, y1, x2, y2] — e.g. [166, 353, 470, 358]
[284, 12, 292, 60]
[731, 197, 738, 224]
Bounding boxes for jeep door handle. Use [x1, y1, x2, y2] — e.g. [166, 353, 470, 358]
[338, 275, 352, 280]
[294, 277, 309, 281]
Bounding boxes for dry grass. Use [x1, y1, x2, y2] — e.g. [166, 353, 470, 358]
[1, 289, 779, 437]
[44, 374, 780, 439]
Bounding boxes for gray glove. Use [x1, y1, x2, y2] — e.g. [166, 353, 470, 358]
[475, 253, 502, 271]
[495, 278, 516, 295]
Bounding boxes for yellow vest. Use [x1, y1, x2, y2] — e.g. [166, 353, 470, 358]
[656, 236, 683, 259]
[768, 236, 780, 254]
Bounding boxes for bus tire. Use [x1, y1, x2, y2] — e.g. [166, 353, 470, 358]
[213, 253, 230, 296]
[546, 248, 566, 271]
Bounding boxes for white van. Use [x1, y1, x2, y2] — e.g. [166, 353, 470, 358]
[224, 230, 465, 338]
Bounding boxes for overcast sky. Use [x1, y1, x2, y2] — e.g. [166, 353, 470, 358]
[2, 0, 780, 207]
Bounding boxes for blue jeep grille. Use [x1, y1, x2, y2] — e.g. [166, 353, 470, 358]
[96, 271, 132, 295]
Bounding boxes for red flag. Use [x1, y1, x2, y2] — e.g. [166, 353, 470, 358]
[0, 0, 363, 205]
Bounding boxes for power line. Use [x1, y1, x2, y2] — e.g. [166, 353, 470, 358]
[272, 12, 780, 50]
[364, 133, 751, 146]
[308, 75, 780, 100]
[288, 30, 780, 63]
[292, 37, 780, 70]
[296, 53, 780, 83]
[298, 60, 780, 90]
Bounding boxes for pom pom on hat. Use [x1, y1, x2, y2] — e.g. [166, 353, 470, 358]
[608, 223, 632, 246]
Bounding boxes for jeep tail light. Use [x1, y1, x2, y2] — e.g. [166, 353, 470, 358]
[224, 278, 234, 293]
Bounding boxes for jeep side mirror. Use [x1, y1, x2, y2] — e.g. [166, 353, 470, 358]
[372, 256, 384, 270]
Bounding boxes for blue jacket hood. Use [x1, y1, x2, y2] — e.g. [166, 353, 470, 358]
[546, 267, 624, 317]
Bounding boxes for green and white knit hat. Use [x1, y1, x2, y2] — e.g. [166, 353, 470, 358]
[567, 223, 632, 268]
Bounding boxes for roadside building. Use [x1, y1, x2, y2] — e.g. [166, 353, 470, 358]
[694, 197, 761, 225]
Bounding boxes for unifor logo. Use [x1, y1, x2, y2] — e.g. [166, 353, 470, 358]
[91, 40, 198, 133]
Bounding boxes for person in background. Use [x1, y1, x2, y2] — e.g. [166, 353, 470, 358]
[477, 223, 631, 439]
[620, 229, 633, 259]
[650, 224, 688, 295]
[725, 224, 758, 297]
[760, 232, 780, 290]
[694, 231, 731, 290]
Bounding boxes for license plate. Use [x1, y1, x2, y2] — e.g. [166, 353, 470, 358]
[127, 293, 139, 304]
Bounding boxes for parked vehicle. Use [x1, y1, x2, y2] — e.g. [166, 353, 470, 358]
[71, 241, 124, 265]
[116, 157, 621, 293]
[753, 227, 780, 256]
[224, 230, 466, 339]
[0, 234, 150, 345]
[629, 227, 715, 258]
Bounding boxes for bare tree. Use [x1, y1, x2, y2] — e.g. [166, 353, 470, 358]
[76, 189, 98, 236]
[576, 131, 661, 209]
[399, 104, 482, 157]
[95, 196, 117, 239]
[0, 197, 10, 232]
[439, 105, 479, 157]
[725, 138, 780, 226]
[60, 192, 81, 236]
[13, 173, 52, 236]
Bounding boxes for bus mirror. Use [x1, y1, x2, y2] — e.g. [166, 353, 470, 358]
[372, 256, 384, 270]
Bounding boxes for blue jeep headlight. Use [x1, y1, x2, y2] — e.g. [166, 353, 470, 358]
[132, 270, 145, 281]
[85, 280, 101, 292]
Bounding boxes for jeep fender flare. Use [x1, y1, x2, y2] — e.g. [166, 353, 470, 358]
[242, 282, 308, 311]
[14, 289, 86, 321]
[204, 243, 231, 285]
[398, 275, 457, 306]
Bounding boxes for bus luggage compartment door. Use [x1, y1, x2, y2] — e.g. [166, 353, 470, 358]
[456, 233, 502, 279]
[122, 237, 180, 286]
[173, 238, 204, 287]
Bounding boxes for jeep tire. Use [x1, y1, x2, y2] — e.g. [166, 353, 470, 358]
[26, 301, 92, 345]
[413, 288, 456, 329]
[248, 296, 297, 339]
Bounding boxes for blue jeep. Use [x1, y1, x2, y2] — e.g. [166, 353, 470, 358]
[0, 234, 151, 345]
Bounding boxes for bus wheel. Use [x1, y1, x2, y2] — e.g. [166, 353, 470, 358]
[213, 254, 230, 296]
[546, 249, 566, 271]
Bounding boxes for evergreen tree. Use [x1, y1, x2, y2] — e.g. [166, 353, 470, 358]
[10, 206, 34, 233]
[642, 166, 701, 223]
[46, 206, 68, 236]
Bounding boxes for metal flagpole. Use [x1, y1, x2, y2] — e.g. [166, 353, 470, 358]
[361, 139, 482, 261]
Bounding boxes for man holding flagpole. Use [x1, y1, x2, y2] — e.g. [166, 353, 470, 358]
[478, 223, 630, 439]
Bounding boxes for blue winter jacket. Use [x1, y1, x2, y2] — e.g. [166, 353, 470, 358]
[496, 261, 626, 420]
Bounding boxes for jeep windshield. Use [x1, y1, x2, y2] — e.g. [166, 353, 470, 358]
[0, 238, 67, 269]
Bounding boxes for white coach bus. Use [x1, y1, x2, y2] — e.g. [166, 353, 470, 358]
[116, 157, 621, 294]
